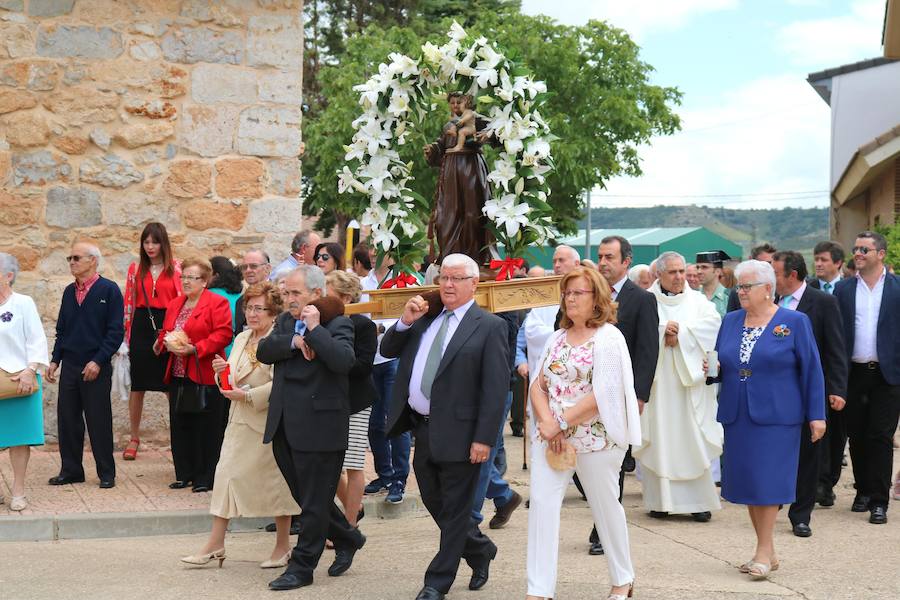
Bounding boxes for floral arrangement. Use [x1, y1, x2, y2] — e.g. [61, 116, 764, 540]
[338, 22, 557, 283]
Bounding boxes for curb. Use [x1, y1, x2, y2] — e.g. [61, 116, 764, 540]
[0, 495, 424, 543]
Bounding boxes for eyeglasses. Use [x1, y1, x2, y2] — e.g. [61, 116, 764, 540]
[180, 275, 204, 282]
[438, 275, 474, 284]
[245, 305, 270, 314]
[66, 255, 91, 263]
[735, 282, 766, 292]
[239, 263, 268, 271]
[315, 253, 331, 262]
[852, 246, 876, 255]
[562, 289, 593, 299]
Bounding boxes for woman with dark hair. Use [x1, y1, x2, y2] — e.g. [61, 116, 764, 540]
[208, 256, 243, 357]
[122, 222, 182, 461]
[314, 242, 346, 274]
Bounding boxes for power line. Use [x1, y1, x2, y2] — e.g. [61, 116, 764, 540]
[592, 190, 828, 199]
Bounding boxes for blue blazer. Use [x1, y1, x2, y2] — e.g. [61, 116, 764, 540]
[833, 272, 900, 385]
[715, 307, 825, 426]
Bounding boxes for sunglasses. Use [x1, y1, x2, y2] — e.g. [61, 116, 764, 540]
[851, 246, 877, 255]
[239, 263, 268, 271]
[315, 253, 331, 262]
[66, 255, 91, 263]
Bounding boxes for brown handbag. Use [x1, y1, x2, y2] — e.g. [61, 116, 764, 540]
[0, 367, 29, 400]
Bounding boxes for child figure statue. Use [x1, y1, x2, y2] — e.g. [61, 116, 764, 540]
[446, 93, 478, 154]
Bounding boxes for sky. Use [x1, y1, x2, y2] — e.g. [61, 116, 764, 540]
[520, 0, 888, 209]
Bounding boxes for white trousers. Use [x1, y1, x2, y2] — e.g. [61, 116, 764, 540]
[527, 442, 634, 596]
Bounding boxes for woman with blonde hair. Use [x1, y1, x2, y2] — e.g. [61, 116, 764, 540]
[181, 282, 299, 568]
[527, 267, 640, 600]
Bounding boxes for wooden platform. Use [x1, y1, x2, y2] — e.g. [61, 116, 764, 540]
[345, 275, 562, 318]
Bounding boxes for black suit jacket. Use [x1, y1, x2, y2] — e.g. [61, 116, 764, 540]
[348, 313, 378, 414]
[834, 272, 900, 385]
[726, 286, 741, 313]
[795, 286, 848, 399]
[615, 278, 659, 401]
[233, 294, 247, 338]
[257, 311, 356, 452]
[381, 304, 510, 462]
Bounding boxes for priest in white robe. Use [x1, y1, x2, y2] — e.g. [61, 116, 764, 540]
[634, 251, 723, 521]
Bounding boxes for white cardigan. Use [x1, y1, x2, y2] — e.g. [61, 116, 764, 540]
[0, 292, 49, 373]
[534, 323, 642, 448]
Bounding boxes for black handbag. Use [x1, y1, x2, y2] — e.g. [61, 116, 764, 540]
[172, 350, 214, 414]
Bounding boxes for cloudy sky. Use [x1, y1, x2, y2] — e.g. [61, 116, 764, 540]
[520, 0, 887, 209]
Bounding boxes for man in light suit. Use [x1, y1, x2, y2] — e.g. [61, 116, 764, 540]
[772, 251, 848, 537]
[257, 265, 365, 590]
[834, 231, 900, 525]
[381, 254, 510, 600]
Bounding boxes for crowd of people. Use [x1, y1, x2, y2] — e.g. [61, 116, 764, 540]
[0, 222, 898, 599]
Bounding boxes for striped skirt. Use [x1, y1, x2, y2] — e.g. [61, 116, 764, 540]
[343, 407, 371, 471]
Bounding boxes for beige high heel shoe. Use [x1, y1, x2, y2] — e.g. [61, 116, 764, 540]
[260, 551, 291, 569]
[180, 548, 226, 567]
[10, 496, 27, 511]
[607, 582, 634, 600]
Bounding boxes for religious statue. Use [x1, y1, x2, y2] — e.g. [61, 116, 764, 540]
[423, 92, 497, 266]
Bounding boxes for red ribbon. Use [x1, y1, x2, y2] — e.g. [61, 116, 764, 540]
[490, 257, 524, 281]
[381, 272, 418, 289]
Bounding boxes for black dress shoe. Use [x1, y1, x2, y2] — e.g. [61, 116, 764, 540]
[792, 522, 812, 537]
[192, 484, 211, 493]
[415, 585, 445, 600]
[851, 494, 870, 512]
[99, 480, 115, 489]
[817, 489, 836, 507]
[510, 426, 524, 437]
[691, 511, 712, 523]
[622, 455, 636, 473]
[588, 541, 605, 555]
[469, 559, 490, 591]
[48, 474, 85, 485]
[268, 572, 313, 590]
[649, 510, 669, 519]
[168, 480, 191, 489]
[869, 506, 888, 524]
[489, 490, 522, 529]
[328, 532, 365, 577]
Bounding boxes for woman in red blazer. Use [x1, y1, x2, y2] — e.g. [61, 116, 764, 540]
[154, 258, 233, 493]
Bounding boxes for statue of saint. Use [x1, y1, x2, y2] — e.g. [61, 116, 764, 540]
[423, 92, 497, 265]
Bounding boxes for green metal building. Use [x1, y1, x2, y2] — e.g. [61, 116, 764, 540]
[521, 227, 743, 269]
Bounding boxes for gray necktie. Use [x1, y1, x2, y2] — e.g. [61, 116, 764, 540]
[420, 311, 452, 400]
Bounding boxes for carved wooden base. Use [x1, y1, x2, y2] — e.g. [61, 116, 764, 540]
[345, 275, 562, 318]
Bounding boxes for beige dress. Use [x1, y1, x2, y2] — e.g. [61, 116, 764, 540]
[209, 329, 300, 519]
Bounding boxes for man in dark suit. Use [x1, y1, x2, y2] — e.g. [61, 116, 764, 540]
[381, 253, 510, 600]
[772, 251, 848, 537]
[833, 231, 900, 525]
[807, 240, 847, 506]
[257, 265, 365, 590]
[591, 235, 659, 554]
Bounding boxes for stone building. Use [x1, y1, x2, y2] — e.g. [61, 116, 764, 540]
[0, 0, 305, 442]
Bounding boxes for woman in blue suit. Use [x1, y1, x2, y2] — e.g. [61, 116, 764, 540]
[707, 260, 826, 580]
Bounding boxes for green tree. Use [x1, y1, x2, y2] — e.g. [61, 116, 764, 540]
[302, 11, 681, 241]
[875, 221, 900, 269]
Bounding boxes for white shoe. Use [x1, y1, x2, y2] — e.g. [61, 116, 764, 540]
[10, 496, 27, 511]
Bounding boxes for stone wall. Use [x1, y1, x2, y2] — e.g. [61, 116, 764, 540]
[0, 0, 304, 444]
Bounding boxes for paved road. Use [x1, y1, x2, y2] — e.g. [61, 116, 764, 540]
[1, 455, 896, 600]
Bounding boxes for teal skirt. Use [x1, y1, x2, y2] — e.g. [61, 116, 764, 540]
[0, 375, 45, 447]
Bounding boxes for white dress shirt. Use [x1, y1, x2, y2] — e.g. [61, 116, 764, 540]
[851, 268, 885, 363]
[611, 275, 628, 300]
[0, 292, 49, 373]
[818, 275, 840, 294]
[780, 281, 806, 311]
[396, 298, 475, 415]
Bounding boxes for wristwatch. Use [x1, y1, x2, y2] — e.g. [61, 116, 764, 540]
[555, 413, 569, 431]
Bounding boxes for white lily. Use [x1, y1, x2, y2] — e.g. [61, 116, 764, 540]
[448, 21, 467, 42]
[496, 69, 514, 102]
[344, 139, 367, 162]
[337, 166, 360, 194]
[358, 118, 392, 156]
[487, 155, 517, 192]
[388, 94, 410, 117]
[400, 219, 420, 238]
[484, 194, 531, 238]
[512, 76, 547, 99]
[422, 42, 443, 65]
[359, 154, 392, 202]
[387, 53, 419, 78]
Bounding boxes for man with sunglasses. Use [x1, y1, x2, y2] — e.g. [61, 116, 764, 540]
[833, 231, 900, 525]
[46, 243, 124, 489]
[234, 249, 271, 336]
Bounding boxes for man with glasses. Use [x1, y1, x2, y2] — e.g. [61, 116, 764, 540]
[381, 254, 509, 600]
[46, 243, 124, 489]
[833, 231, 900, 525]
[234, 249, 271, 337]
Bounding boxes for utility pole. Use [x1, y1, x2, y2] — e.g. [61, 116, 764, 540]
[584, 189, 592, 260]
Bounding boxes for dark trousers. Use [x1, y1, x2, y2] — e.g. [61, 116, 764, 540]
[271, 422, 362, 578]
[789, 428, 820, 525]
[510, 373, 526, 432]
[167, 381, 226, 487]
[818, 403, 847, 492]
[412, 417, 496, 593]
[57, 362, 115, 482]
[845, 364, 900, 508]
[368, 360, 411, 486]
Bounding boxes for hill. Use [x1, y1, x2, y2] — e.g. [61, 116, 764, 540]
[577, 206, 829, 255]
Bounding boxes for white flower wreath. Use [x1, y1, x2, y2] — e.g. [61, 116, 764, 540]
[339, 22, 556, 281]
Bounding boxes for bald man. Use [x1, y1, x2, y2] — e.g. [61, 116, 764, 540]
[47, 242, 124, 488]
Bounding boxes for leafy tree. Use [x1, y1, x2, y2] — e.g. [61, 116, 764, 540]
[874, 221, 900, 269]
[301, 10, 681, 242]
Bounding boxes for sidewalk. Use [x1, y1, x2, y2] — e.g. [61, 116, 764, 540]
[0, 441, 424, 541]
